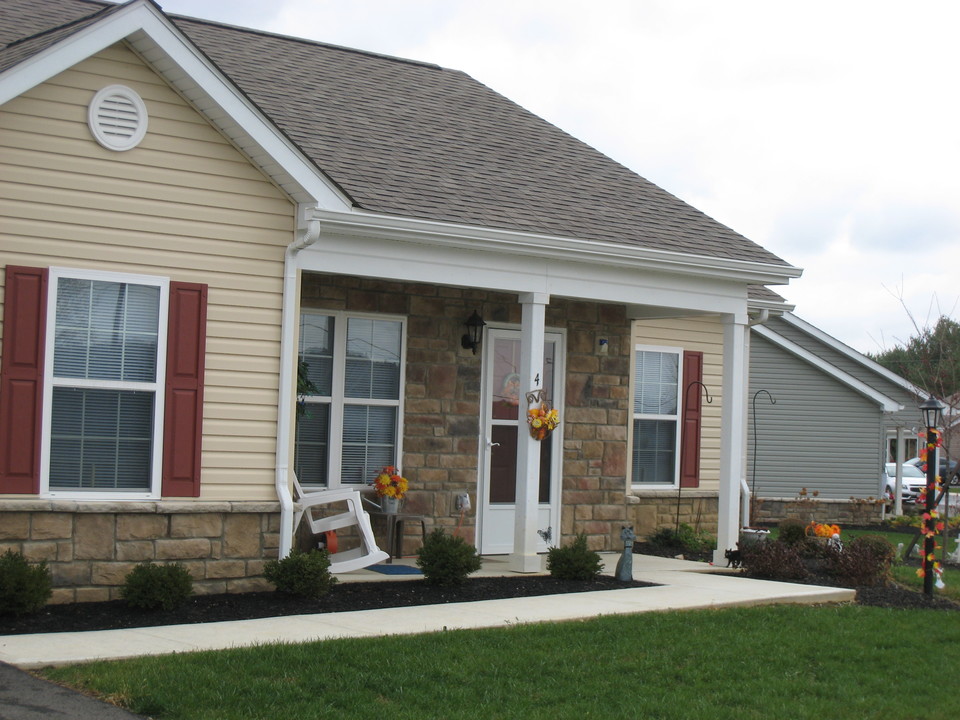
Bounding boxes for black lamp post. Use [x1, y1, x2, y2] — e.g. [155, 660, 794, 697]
[919, 397, 946, 596]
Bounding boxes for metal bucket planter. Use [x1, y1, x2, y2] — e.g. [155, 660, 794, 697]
[739, 527, 770, 546]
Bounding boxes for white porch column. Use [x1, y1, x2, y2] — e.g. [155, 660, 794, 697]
[512, 292, 549, 572]
[714, 312, 748, 564]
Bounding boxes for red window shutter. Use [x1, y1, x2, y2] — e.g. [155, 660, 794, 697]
[679, 351, 704, 488]
[162, 282, 207, 497]
[0, 266, 48, 494]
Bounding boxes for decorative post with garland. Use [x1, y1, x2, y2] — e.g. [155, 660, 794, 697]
[919, 397, 946, 597]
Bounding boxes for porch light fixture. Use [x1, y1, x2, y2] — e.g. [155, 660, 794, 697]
[919, 396, 945, 597]
[460, 310, 486, 354]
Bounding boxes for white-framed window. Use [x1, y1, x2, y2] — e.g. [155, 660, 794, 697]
[296, 310, 405, 488]
[40, 268, 169, 498]
[631, 345, 682, 487]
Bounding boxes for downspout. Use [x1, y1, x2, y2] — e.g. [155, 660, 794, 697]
[275, 206, 322, 558]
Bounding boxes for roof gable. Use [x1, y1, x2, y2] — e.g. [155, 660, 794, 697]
[175, 16, 790, 266]
[0, 0, 347, 208]
[2, 0, 799, 275]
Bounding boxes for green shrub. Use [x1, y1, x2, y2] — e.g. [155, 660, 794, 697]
[648, 524, 715, 554]
[0, 550, 52, 616]
[547, 534, 603, 580]
[827, 534, 896, 587]
[264, 549, 337, 599]
[739, 540, 809, 581]
[416, 529, 482, 586]
[778, 518, 807, 545]
[121, 562, 194, 611]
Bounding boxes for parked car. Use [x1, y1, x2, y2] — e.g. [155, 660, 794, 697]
[905, 456, 957, 479]
[882, 463, 928, 504]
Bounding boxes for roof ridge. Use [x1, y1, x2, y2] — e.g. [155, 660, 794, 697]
[168, 11, 444, 73]
[4, 0, 112, 49]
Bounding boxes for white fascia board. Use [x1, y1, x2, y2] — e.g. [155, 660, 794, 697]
[747, 297, 795, 315]
[780, 313, 926, 398]
[301, 224, 751, 316]
[311, 208, 803, 286]
[0, 0, 347, 210]
[753, 324, 903, 412]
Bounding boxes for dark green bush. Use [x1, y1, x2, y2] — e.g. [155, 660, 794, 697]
[739, 540, 809, 581]
[649, 524, 715, 554]
[826, 534, 896, 587]
[121, 562, 194, 611]
[416, 529, 482, 586]
[547, 533, 603, 580]
[0, 550, 52, 616]
[778, 518, 807, 545]
[265, 549, 337, 599]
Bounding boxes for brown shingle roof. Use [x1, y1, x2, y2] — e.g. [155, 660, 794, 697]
[2, 0, 792, 267]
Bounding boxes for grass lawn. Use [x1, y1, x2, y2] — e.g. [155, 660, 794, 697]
[44, 605, 960, 720]
[892, 564, 960, 602]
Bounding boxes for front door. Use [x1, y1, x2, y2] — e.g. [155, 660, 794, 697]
[478, 329, 563, 554]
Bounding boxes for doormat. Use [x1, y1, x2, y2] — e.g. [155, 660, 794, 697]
[368, 564, 423, 575]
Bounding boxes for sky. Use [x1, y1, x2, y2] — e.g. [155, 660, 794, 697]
[157, 0, 960, 355]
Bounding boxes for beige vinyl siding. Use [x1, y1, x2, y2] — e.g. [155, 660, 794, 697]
[0, 43, 295, 501]
[630, 315, 724, 490]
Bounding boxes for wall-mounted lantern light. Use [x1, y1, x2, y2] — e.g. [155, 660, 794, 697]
[460, 310, 486, 355]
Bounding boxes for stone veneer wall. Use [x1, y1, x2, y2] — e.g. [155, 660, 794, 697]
[301, 274, 633, 552]
[752, 497, 885, 526]
[626, 491, 720, 540]
[0, 502, 279, 604]
[623, 493, 884, 541]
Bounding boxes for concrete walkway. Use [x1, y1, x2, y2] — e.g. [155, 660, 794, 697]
[0, 554, 853, 669]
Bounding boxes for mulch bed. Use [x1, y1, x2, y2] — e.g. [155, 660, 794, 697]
[634, 529, 960, 613]
[0, 575, 652, 636]
[5, 528, 958, 636]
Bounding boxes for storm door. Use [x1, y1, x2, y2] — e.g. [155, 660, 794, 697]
[478, 329, 563, 554]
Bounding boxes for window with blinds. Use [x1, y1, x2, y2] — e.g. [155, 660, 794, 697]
[295, 311, 404, 488]
[46, 271, 166, 493]
[631, 347, 682, 485]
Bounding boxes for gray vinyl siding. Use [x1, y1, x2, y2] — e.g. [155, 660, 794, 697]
[766, 317, 921, 431]
[748, 335, 885, 500]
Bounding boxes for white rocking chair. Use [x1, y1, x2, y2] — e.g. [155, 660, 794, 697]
[292, 477, 389, 573]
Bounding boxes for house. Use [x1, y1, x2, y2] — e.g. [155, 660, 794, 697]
[746, 312, 924, 523]
[0, 0, 801, 602]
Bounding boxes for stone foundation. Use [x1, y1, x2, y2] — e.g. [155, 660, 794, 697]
[626, 491, 720, 540]
[0, 501, 280, 604]
[752, 497, 885, 526]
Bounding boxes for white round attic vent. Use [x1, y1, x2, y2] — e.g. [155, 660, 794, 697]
[88, 85, 148, 151]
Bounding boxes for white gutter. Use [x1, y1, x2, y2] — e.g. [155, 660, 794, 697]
[275, 206, 322, 558]
[749, 308, 770, 327]
[312, 209, 803, 286]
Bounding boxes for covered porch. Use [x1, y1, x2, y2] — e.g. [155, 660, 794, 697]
[278, 208, 800, 568]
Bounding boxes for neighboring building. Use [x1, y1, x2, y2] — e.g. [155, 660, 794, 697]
[0, 0, 801, 602]
[747, 313, 923, 522]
